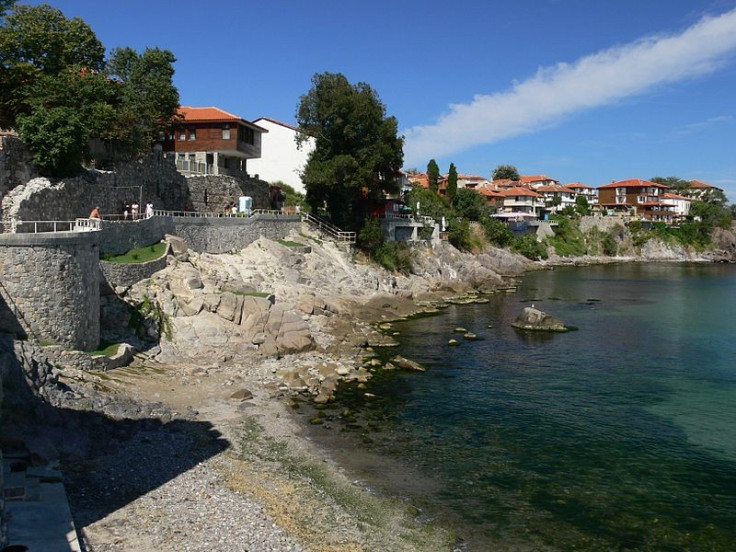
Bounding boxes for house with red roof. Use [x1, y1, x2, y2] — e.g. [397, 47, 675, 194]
[519, 175, 559, 188]
[498, 187, 545, 216]
[247, 117, 314, 195]
[565, 182, 598, 205]
[685, 179, 724, 201]
[162, 106, 268, 178]
[535, 184, 577, 214]
[598, 179, 674, 221]
[661, 192, 691, 219]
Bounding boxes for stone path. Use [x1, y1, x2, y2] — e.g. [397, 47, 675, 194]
[3, 449, 81, 552]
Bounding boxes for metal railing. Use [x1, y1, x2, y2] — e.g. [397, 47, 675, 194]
[1, 218, 102, 234]
[153, 209, 294, 219]
[301, 213, 356, 244]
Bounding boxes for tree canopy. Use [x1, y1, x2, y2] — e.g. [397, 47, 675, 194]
[0, 4, 179, 175]
[446, 163, 458, 199]
[427, 159, 440, 191]
[492, 164, 520, 181]
[296, 72, 404, 229]
[650, 176, 691, 192]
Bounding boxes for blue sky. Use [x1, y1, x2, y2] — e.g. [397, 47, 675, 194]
[23, 0, 736, 201]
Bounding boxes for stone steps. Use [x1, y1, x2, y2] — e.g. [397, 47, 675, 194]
[2, 450, 81, 552]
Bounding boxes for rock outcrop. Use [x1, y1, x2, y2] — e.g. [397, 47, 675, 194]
[512, 306, 568, 332]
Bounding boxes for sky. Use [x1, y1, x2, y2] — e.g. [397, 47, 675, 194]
[21, 0, 736, 201]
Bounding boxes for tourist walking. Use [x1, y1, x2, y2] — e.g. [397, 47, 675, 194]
[131, 202, 139, 219]
[145, 202, 154, 218]
[89, 206, 101, 220]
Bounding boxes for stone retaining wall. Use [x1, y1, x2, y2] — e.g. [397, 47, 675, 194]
[0, 231, 100, 350]
[579, 215, 626, 234]
[100, 244, 171, 289]
[170, 214, 302, 254]
[98, 217, 175, 256]
[185, 174, 271, 213]
[1, 153, 189, 228]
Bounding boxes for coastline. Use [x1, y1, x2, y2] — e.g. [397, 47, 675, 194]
[4, 232, 735, 551]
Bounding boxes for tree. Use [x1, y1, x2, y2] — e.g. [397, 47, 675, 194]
[17, 106, 87, 176]
[651, 176, 691, 192]
[452, 188, 486, 221]
[447, 163, 458, 199]
[575, 195, 591, 216]
[492, 164, 520, 181]
[427, 159, 440, 192]
[296, 72, 404, 229]
[0, 3, 105, 128]
[106, 46, 180, 155]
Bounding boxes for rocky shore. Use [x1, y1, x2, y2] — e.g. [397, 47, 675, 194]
[2, 224, 734, 551]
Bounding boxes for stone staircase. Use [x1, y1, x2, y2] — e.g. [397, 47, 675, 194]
[2, 449, 81, 552]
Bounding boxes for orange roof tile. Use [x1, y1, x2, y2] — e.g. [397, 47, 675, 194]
[500, 187, 543, 198]
[520, 175, 557, 184]
[598, 178, 668, 189]
[179, 106, 244, 122]
[565, 182, 593, 189]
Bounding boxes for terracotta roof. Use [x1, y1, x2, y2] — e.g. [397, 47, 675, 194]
[477, 186, 505, 198]
[689, 179, 718, 189]
[598, 178, 668, 189]
[458, 174, 487, 181]
[535, 184, 573, 193]
[565, 182, 593, 189]
[662, 193, 691, 201]
[491, 178, 518, 188]
[500, 187, 543, 198]
[179, 106, 244, 122]
[520, 175, 557, 184]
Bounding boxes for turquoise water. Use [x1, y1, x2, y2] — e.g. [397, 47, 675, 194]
[330, 263, 736, 550]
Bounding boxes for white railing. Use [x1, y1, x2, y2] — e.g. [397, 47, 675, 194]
[1, 218, 102, 234]
[301, 213, 356, 244]
[153, 209, 295, 219]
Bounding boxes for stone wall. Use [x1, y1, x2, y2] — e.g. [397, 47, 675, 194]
[0, 231, 100, 350]
[579, 215, 627, 234]
[185, 174, 271, 213]
[98, 217, 175, 256]
[1, 153, 190, 227]
[100, 244, 171, 289]
[171, 214, 302, 254]
[0, 133, 37, 199]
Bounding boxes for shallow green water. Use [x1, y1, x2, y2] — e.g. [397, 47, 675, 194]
[330, 263, 736, 550]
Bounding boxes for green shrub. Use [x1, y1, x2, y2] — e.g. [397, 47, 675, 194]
[602, 233, 618, 256]
[513, 234, 548, 260]
[481, 217, 514, 247]
[373, 241, 414, 274]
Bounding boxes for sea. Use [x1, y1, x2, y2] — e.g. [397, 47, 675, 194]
[302, 262, 736, 551]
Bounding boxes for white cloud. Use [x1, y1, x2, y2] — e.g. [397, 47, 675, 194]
[403, 9, 736, 167]
[675, 115, 735, 135]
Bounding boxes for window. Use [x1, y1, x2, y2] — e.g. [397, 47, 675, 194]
[179, 131, 186, 141]
[189, 128, 196, 140]
[222, 124, 231, 140]
[238, 126, 255, 145]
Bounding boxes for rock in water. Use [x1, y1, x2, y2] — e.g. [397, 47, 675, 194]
[511, 306, 568, 332]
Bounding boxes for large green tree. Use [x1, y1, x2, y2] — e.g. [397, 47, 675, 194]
[492, 164, 520, 181]
[0, 4, 179, 175]
[447, 163, 458, 199]
[651, 176, 691, 192]
[106, 46, 180, 155]
[296, 72, 404, 229]
[0, 3, 105, 129]
[427, 158, 440, 192]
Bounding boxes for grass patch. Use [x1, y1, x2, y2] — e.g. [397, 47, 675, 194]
[104, 242, 167, 264]
[278, 239, 306, 248]
[231, 290, 271, 298]
[88, 341, 121, 357]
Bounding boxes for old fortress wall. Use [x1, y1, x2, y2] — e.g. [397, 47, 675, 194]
[0, 144, 300, 352]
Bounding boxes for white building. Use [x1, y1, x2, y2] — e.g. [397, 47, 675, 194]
[247, 118, 315, 194]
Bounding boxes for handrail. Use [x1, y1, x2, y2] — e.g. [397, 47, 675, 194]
[1, 219, 101, 234]
[301, 213, 356, 244]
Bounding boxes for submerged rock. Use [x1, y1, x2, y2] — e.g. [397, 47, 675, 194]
[512, 306, 568, 332]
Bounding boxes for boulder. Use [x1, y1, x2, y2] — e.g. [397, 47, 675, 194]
[512, 306, 568, 332]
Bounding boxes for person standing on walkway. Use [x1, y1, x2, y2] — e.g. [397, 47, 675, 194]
[89, 206, 101, 220]
[145, 202, 154, 218]
[131, 202, 139, 220]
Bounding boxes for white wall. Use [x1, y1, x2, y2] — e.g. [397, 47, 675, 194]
[247, 119, 315, 195]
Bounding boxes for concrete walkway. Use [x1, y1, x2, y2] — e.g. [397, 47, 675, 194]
[3, 450, 81, 552]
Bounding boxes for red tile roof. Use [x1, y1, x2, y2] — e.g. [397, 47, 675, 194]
[598, 178, 668, 189]
[500, 187, 543, 198]
[662, 193, 691, 200]
[565, 182, 593, 189]
[689, 179, 716, 189]
[520, 175, 557, 184]
[535, 184, 573, 193]
[179, 106, 245, 123]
